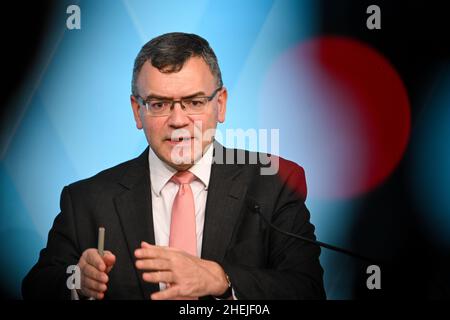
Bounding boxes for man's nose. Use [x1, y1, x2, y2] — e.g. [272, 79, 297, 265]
[167, 102, 190, 127]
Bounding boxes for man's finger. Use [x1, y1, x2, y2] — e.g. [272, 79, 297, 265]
[83, 276, 107, 293]
[143, 271, 174, 284]
[141, 241, 152, 248]
[81, 286, 105, 300]
[135, 258, 171, 271]
[141, 241, 182, 254]
[102, 251, 116, 268]
[135, 246, 169, 260]
[83, 264, 108, 283]
[150, 285, 182, 300]
[84, 250, 106, 271]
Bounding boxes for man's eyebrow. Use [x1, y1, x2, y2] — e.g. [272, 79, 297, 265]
[144, 91, 206, 100]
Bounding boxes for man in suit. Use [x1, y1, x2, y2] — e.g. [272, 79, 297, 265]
[22, 32, 325, 300]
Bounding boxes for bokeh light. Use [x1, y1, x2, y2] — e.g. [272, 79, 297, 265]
[260, 36, 411, 199]
[412, 65, 450, 248]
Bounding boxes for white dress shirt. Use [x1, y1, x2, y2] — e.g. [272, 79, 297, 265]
[148, 144, 213, 256]
[148, 144, 213, 291]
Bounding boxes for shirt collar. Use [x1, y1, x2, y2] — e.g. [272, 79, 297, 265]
[148, 143, 214, 196]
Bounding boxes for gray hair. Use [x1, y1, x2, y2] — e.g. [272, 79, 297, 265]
[131, 32, 223, 97]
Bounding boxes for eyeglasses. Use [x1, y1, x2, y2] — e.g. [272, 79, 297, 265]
[134, 87, 222, 117]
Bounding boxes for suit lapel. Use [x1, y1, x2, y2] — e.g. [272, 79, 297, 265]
[113, 147, 159, 298]
[113, 144, 248, 298]
[201, 143, 247, 263]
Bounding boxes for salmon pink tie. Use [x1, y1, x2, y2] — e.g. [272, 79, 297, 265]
[169, 171, 197, 256]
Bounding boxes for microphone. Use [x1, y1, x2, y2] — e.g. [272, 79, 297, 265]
[247, 197, 379, 265]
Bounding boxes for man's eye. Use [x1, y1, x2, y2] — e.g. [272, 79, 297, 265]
[186, 99, 205, 107]
[150, 101, 169, 109]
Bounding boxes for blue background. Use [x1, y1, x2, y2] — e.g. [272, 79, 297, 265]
[1, 0, 449, 299]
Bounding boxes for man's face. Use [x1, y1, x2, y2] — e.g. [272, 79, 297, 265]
[131, 57, 227, 170]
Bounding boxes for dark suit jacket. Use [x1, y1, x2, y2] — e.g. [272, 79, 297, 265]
[22, 143, 325, 300]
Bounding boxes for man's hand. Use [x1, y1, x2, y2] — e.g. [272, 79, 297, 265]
[134, 242, 229, 300]
[77, 248, 116, 299]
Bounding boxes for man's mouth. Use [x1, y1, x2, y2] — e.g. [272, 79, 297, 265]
[165, 136, 193, 144]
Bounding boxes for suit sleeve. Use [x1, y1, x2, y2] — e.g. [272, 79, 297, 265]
[221, 163, 326, 300]
[22, 186, 81, 300]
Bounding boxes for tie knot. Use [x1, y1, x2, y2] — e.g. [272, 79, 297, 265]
[171, 171, 196, 185]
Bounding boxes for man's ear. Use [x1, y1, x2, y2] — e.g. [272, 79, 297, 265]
[130, 95, 143, 129]
[217, 87, 227, 123]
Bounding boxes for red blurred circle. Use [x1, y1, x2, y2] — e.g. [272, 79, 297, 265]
[263, 37, 411, 198]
